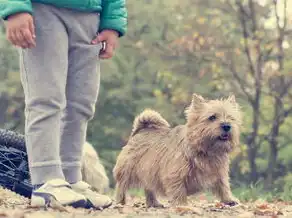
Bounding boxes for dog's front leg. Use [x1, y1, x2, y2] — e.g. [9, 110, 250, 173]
[165, 179, 188, 206]
[168, 187, 187, 206]
[145, 189, 164, 208]
[211, 176, 239, 206]
[164, 160, 189, 206]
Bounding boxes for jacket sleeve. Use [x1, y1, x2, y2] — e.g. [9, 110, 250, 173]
[99, 0, 127, 37]
[0, 0, 33, 20]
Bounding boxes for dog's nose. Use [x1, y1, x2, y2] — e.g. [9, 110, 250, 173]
[221, 123, 231, 132]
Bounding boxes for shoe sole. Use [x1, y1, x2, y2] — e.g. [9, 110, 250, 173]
[31, 192, 87, 208]
[85, 199, 113, 210]
[66, 199, 88, 208]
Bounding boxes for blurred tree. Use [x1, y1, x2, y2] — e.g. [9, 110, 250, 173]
[169, 0, 292, 187]
[0, 24, 24, 132]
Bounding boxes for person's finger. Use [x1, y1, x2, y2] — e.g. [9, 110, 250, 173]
[99, 44, 114, 59]
[17, 30, 30, 48]
[91, 35, 99, 44]
[21, 28, 35, 48]
[6, 28, 17, 46]
[92, 33, 106, 44]
[13, 29, 28, 48]
[97, 33, 106, 42]
[28, 19, 36, 39]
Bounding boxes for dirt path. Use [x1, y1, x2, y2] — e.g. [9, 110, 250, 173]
[0, 187, 291, 218]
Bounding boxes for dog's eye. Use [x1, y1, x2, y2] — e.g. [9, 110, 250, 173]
[208, 115, 216, 121]
[227, 115, 236, 121]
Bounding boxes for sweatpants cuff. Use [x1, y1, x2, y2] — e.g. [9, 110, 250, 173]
[30, 164, 64, 185]
[62, 165, 82, 184]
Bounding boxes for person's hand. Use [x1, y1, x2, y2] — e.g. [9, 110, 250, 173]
[5, 13, 36, 49]
[92, 29, 119, 59]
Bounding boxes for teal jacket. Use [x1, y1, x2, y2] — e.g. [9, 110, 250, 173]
[0, 0, 127, 36]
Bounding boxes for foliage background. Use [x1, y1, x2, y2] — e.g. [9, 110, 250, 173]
[1, 0, 292, 201]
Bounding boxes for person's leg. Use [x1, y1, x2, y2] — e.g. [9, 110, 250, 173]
[20, 3, 68, 186]
[58, 9, 101, 184]
[19, 3, 86, 207]
[57, 9, 112, 209]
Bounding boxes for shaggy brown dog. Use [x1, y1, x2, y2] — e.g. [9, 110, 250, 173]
[113, 93, 242, 207]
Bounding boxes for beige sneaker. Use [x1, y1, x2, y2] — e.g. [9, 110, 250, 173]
[71, 181, 112, 209]
[31, 179, 87, 208]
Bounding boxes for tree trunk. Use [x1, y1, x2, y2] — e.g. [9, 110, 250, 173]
[265, 97, 281, 189]
[265, 138, 278, 189]
[0, 93, 9, 126]
[247, 105, 260, 183]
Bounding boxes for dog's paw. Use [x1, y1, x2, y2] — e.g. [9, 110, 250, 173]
[222, 197, 240, 207]
[222, 196, 240, 207]
[147, 202, 165, 208]
[223, 201, 238, 207]
[169, 199, 188, 207]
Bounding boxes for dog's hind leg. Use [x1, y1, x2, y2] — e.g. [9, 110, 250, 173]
[145, 189, 164, 208]
[115, 183, 127, 205]
[165, 180, 188, 206]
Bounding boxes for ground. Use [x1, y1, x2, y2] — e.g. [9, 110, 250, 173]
[0, 187, 291, 218]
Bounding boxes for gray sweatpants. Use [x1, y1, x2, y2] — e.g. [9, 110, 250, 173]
[19, 3, 102, 185]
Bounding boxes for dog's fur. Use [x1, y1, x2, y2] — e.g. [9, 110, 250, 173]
[81, 141, 110, 193]
[113, 93, 242, 207]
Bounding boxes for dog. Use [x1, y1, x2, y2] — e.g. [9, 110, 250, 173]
[81, 141, 110, 193]
[113, 93, 242, 207]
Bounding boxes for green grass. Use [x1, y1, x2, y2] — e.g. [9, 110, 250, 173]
[232, 180, 292, 202]
[106, 188, 145, 198]
[233, 182, 275, 202]
[108, 181, 292, 203]
[127, 188, 145, 197]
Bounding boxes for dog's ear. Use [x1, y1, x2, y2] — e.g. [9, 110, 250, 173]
[187, 93, 206, 112]
[185, 93, 205, 120]
[191, 93, 205, 108]
[228, 94, 241, 116]
[228, 94, 236, 104]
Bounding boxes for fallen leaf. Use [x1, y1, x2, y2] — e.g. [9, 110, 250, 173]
[253, 203, 283, 217]
[174, 206, 203, 215]
[214, 201, 234, 209]
[256, 203, 269, 210]
[215, 202, 225, 208]
[198, 194, 208, 201]
[117, 205, 136, 214]
[112, 204, 124, 209]
[254, 198, 267, 205]
[0, 210, 8, 218]
[133, 202, 145, 208]
[254, 208, 275, 216]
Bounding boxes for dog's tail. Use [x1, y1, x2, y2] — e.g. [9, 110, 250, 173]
[81, 141, 110, 194]
[131, 109, 170, 136]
